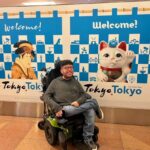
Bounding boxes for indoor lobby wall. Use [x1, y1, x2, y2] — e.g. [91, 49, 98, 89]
[0, 1, 150, 125]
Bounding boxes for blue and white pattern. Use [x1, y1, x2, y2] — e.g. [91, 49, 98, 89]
[70, 8, 150, 83]
[0, 11, 63, 79]
[0, 7, 150, 84]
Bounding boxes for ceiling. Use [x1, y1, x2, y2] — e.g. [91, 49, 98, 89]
[0, 0, 148, 7]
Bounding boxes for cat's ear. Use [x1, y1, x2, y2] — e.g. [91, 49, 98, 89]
[118, 41, 126, 51]
[100, 41, 108, 51]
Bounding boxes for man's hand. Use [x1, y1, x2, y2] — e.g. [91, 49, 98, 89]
[71, 101, 80, 107]
[55, 110, 63, 117]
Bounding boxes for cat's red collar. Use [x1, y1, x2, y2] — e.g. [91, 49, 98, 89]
[100, 66, 122, 71]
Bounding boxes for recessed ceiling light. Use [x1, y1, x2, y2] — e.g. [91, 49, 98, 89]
[22, 1, 56, 6]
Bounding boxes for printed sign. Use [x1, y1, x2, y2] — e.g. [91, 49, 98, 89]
[0, 2, 150, 109]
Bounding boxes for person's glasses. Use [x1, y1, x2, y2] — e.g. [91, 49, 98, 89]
[63, 66, 74, 70]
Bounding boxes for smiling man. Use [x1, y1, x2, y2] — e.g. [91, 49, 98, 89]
[44, 59, 103, 150]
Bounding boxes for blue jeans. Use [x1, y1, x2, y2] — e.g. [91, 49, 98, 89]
[62, 99, 96, 139]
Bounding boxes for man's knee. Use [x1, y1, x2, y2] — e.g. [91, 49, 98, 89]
[86, 98, 98, 103]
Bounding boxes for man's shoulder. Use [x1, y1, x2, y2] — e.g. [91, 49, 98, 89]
[52, 76, 62, 82]
[72, 76, 80, 82]
[48, 77, 61, 87]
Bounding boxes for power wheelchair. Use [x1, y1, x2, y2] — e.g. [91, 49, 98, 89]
[38, 61, 100, 150]
[38, 95, 99, 150]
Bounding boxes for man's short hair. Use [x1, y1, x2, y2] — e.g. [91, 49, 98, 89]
[60, 60, 73, 68]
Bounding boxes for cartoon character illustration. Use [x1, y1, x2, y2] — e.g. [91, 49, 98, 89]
[11, 41, 37, 79]
[97, 41, 135, 82]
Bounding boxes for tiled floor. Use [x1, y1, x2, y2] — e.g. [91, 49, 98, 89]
[0, 116, 150, 150]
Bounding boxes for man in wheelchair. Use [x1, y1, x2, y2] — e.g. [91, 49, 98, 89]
[43, 59, 103, 150]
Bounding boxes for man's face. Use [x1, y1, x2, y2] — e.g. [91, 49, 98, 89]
[21, 53, 32, 68]
[61, 64, 74, 79]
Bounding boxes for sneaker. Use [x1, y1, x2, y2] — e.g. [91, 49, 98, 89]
[99, 107, 104, 120]
[84, 139, 97, 150]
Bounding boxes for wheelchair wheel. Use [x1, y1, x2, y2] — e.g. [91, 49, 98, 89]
[93, 135, 98, 143]
[38, 120, 45, 130]
[94, 126, 99, 135]
[58, 131, 67, 150]
[93, 126, 99, 142]
[44, 120, 58, 145]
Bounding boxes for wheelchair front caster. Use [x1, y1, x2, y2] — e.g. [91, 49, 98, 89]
[38, 120, 45, 130]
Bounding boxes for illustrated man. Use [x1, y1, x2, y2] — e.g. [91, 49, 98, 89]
[11, 40, 37, 79]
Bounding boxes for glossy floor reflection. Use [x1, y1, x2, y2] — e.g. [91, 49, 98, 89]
[0, 116, 150, 150]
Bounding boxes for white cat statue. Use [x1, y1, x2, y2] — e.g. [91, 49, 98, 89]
[97, 41, 135, 82]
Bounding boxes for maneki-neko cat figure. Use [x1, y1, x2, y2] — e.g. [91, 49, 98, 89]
[97, 41, 135, 82]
